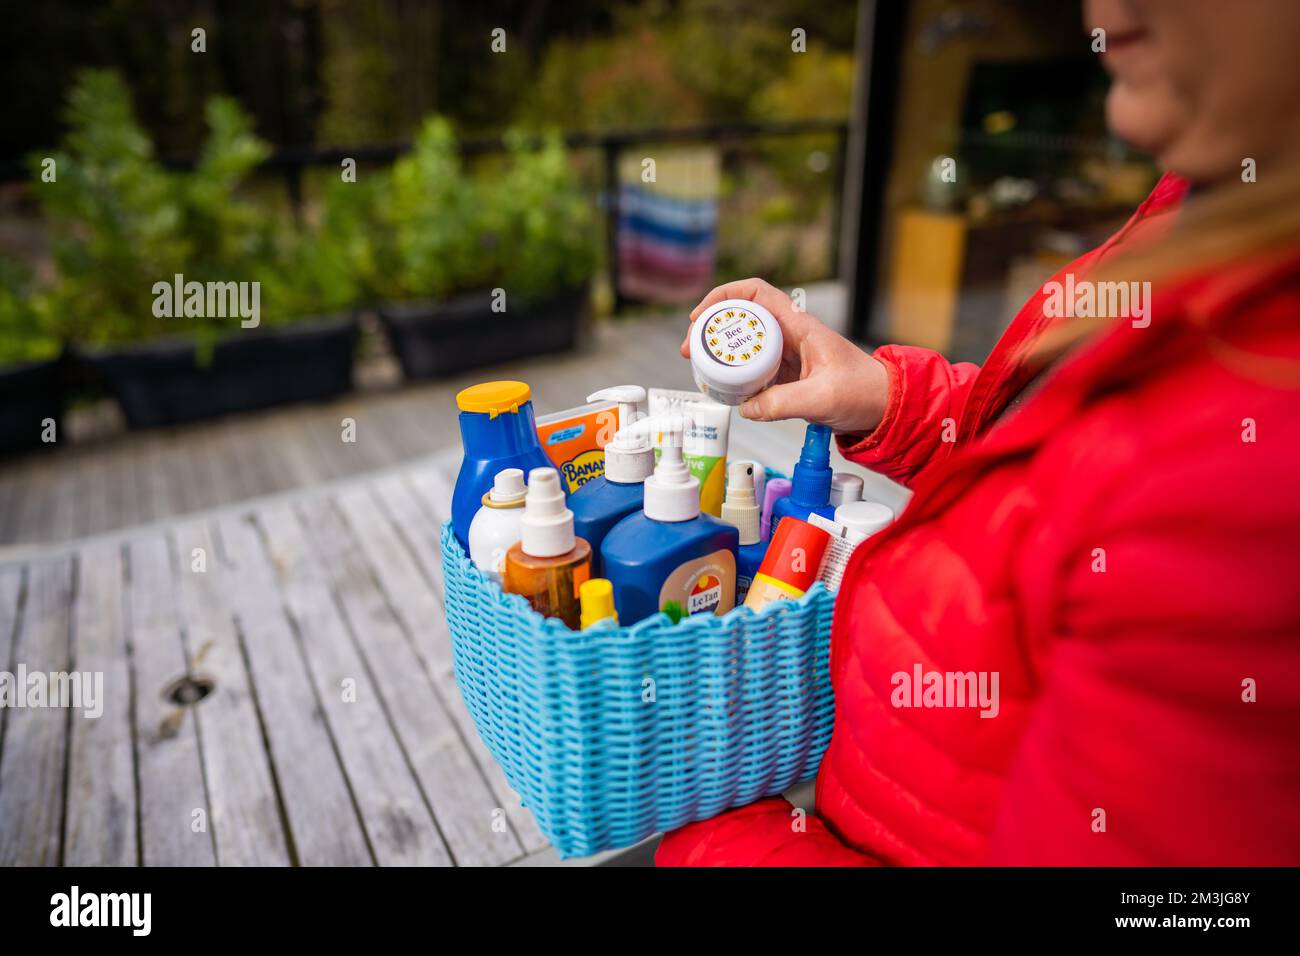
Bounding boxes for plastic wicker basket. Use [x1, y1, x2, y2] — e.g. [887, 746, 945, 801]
[440, 513, 836, 858]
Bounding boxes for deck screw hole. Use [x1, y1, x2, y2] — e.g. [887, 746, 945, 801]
[164, 674, 215, 707]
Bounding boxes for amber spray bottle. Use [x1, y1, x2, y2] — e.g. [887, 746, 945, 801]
[503, 468, 592, 629]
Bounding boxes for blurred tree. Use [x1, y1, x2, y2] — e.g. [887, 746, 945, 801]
[316, 0, 440, 145]
[520, 26, 705, 129]
[3, 0, 858, 170]
[756, 47, 855, 120]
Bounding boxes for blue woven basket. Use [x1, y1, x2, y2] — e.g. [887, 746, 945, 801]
[440, 512, 836, 858]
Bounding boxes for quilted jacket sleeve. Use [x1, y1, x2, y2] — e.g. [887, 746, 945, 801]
[655, 797, 880, 866]
[834, 344, 981, 488]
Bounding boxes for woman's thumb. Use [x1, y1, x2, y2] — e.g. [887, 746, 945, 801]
[740, 380, 815, 422]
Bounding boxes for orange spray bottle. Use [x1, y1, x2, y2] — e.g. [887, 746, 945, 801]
[503, 468, 592, 628]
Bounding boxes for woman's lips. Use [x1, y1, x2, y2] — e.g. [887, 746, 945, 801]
[1096, 26, 1153, 75]
[1103, 28, 1151, 51]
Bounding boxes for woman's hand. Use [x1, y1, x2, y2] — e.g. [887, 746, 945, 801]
[681, 278, 890, 434]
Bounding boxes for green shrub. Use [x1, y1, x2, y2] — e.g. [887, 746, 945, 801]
[379, 116, 487, 301]
[483, 131, 597, 303]
[0, 261, 60, 366]
[376, 118, 596, 305]
[32, 73, 595, 354]
[33, 69, 355, 357]
[34, 69, 185, 348]
[255, 176, 370, 322]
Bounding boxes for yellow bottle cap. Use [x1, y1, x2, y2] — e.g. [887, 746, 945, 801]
[579, 578, 618, 629]
[456, 381, 532, 418]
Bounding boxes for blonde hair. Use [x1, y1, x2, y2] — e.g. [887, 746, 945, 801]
[1023, 170, 1300, 381]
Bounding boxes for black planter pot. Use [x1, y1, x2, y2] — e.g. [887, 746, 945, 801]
[79, 314, 359, 429]
[0, 355, 65, 457]
[377, 287, 587, 380]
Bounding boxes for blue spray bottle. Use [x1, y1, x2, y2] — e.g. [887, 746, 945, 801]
[452, 381, 553, 550]
[721, 460, 767, 604]
[601, 415, 739, 624]
[770, 423, 836, 526]
[569, 386, 653, 575]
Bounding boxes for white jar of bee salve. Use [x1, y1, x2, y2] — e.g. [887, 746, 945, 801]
[688, 298, 784, 406]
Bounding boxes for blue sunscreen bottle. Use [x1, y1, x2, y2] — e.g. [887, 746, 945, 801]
[720, 460, 767, 603]
[770, 423, 836, 527]
[452, 381, 554, 550]
[569, 386, 653, 576]
[601, 415, 739, 624]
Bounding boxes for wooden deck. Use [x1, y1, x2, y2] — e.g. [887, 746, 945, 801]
[0, 289, 908, 866]
[0, 285, 860, 554]
[0, 449, 697, 865]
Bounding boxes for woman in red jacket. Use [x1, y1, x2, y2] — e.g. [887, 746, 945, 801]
[659, 0, 1300, 865]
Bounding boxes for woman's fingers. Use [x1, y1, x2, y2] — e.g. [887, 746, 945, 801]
[739, 378, 821, 423]
[688, 278, 778, 320]
[680, 279, 777, 356]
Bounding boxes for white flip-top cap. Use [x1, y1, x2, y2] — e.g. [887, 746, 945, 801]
[689, 298, 784, 406]
[721, 461, 760, 545]
[829, 472, 864, 508]
[520, 468, 576, 556]
[587, 385, 654, 484]
[835, 501, 894, 537]
[632, 415, 699, 522]
[487, 467, 526, 504]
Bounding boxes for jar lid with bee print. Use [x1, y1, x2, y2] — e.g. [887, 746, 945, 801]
[688, 298, 784, 406]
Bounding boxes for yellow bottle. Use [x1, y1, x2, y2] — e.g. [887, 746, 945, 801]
[579, 578, 618, 629]
[503, 468, 592, 629]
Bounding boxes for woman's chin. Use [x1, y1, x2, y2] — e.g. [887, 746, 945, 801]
[1105, 82, 1182, 165]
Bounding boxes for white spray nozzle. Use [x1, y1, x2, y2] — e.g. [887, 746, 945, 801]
[721, 461, 760, 544]
[629, 413, 690, 458]
[588, 385, 654, 483]
[628, 415, 699, 521]
[487, 467, 526, 504]
[587, 385, 646, 439]
[520, 467, 576, 557]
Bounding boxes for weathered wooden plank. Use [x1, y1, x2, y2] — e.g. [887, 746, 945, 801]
[64, 540, 137, 866]
[171, 425, 216, 516]
[0, 555, 73, 865]
[126, 533, 217, 866]
[74, 447, 109, 541]
[94, 441, 129, 537]
[224, 417, 279, 503]
[236, 417, 292, 497]
[0, 469, 22, 545]
[328, 485, 524, 865]
[0, 564, 24, 772]
[296, 410, 348, 483]
[7, 455, 56, 545]
[172, 519, 291, 866]
[138, 432, 174, 525]
[0, 565, 21, 671]
[333, 404, 399, 475]
[197, 424, 244, 508]
[257, 502, 450, 866]
[216, 512, 373, 866]
[379, 394, 442, 461]
[263, 415, 322, 490]
[302, 410, 355, 482]
[112, 437, 142, 532]
[380, 467, 547, 854]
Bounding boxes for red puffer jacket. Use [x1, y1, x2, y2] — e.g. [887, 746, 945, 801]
[657, 173, 1300, 865]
